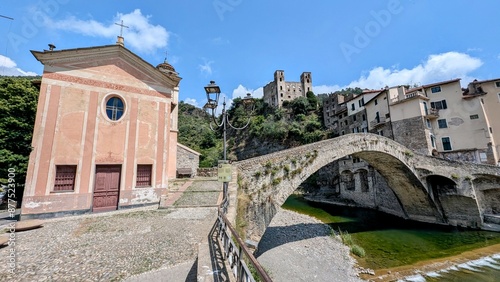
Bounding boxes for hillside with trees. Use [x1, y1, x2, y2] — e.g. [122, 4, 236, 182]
[177, 101, 224, 167]
[178, 91, 330, 166]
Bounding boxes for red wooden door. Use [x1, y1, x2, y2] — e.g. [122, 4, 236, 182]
[93, 165, 121, 212]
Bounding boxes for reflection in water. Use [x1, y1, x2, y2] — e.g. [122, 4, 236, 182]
[282, 194, 500, 281]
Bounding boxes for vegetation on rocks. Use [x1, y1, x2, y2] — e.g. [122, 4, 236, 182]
[243, 93, 327, 146]
[179, 91, 330, 167]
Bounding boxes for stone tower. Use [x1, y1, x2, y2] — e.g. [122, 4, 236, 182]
[301, 72, 312, 94]
[274, 70, 286, 106]
[263, 70, 313, 108]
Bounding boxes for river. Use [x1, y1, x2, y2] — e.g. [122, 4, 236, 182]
[282, 194, 500, 282]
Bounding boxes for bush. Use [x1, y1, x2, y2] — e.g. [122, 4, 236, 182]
[271, 177, 282, 186]
[283, 165, 290, 176]
[338, 229, 354, 246]
[338, 229, 366, 257]
[351, 244, 366, 257]
[295, 114, 306, 122]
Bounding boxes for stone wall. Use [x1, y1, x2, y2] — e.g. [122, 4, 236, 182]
[233, 138, 288, 161]
[176, 145, 199, 177]
[197, 168, 217, 177]
[392, 116, 430, 154]
[441, 149, 481, 163]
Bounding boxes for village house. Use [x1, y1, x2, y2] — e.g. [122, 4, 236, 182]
[363, 87, 394, 138]
[462, 78, 500, 165]
[323, 78, 500, 165]
[21, 37, 181, 218]
[318, 77, 500, 212]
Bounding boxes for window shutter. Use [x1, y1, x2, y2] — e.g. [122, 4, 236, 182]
[136, 165, 152, 187]
[54, 165, 77, 191]
[442, 100, 447, 109]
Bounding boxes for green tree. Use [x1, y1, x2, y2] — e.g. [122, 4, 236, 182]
[289, 97, 310, 116]
[306, 91, 318, 111]
[0, 77, 40, 200]
[177, 101, 222, 167]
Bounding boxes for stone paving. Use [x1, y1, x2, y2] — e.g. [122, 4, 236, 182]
[160, 179, 222, 208]
[0, 179, 223, 282]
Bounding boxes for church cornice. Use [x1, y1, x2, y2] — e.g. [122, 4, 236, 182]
[31, 44, 181, 87]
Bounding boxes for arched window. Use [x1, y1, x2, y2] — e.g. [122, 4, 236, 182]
[105, 97, 125, 121]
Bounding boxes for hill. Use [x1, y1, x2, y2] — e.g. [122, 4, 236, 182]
[178, 92, 330, 166]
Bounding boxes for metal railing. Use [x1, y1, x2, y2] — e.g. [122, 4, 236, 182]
[425, 107, 440, 117]
[211, 186, 272, 282]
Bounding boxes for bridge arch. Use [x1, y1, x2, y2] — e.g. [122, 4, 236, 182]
[235, 133, 448, 241]
[473, 175, 500, 224]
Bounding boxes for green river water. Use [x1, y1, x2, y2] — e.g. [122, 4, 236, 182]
[282, 194, 500, 282]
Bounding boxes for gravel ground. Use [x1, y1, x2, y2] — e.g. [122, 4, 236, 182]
[0, 206, 217, 282]
[256, 208, 363, 282]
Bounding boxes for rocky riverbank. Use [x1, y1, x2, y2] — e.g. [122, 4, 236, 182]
[255, 208, 363, 282]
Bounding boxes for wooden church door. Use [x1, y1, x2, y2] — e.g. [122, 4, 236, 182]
[93, 165, 121, 212]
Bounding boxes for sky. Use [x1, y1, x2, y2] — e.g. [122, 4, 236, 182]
[0, 0, 499, 109]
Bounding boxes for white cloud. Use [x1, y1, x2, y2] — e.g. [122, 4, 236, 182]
[467, 47, 483, 52]
[313, 84, 342, 94]
[44, 9, 168, 53]
[0, 55, 38, 76]
[315, 52, 482, 93]
[231, 85, 263, 99]
[184, 98, 199, 107]
[198, 59, 214, 75]
[0, 55, 16, 68]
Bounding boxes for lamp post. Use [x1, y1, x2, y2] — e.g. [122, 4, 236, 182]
[204, 80, 254, 204]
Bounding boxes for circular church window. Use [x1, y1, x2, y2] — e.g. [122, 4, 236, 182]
[105, 97, 125, 121]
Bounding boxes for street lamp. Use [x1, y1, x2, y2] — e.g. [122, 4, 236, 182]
[203, 80, 254, 204]
[203, 80, 255, 161]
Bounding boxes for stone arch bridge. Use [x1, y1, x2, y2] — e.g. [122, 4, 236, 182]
[234, 133, 500, 242]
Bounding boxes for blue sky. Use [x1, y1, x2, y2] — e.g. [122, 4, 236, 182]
[1, 0, 499, 108]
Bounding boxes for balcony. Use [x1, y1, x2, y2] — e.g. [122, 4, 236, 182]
[425, 107, 440, 119]
[336, 105, 347, 114]
[390, 91, 427, 104]
[405, 91, 425, 99]
[370, 116, 386, 128]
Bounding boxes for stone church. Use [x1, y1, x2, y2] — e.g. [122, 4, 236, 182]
[21, 37, 181, 218]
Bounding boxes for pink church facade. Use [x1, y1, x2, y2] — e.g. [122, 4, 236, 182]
[22, 42, 181, 218]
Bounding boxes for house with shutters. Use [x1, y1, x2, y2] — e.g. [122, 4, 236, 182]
[21, 37, 181, 218]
